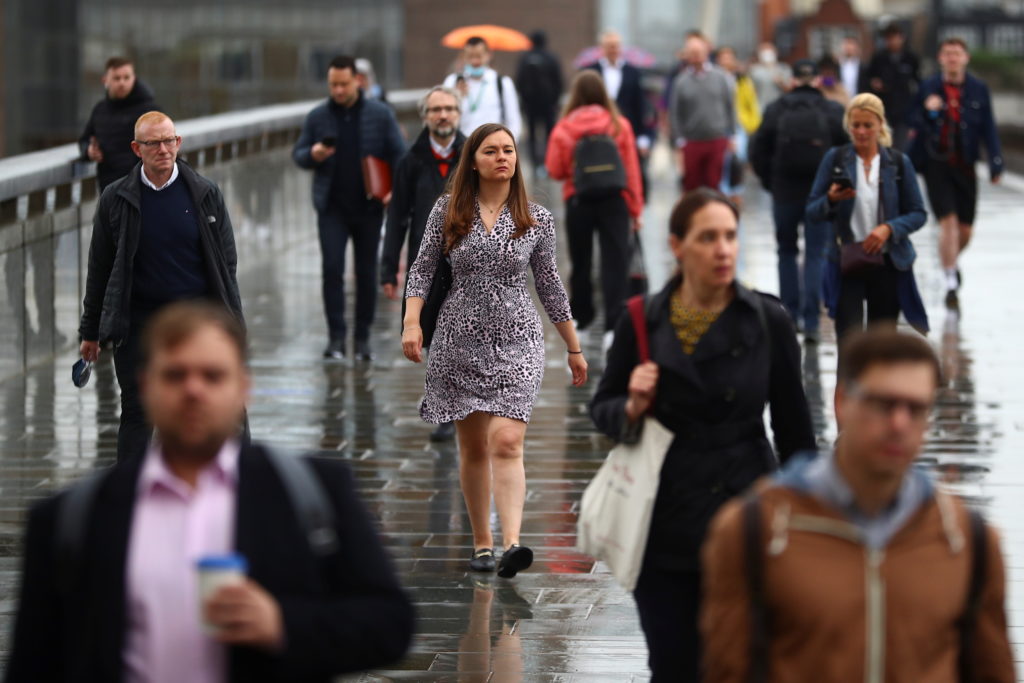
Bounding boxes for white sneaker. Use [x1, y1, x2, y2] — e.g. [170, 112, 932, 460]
[602, 330, 615, 355]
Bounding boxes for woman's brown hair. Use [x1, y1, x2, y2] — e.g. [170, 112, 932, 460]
[443, 123, 534, 253]
[669, 188, 739, 239]
[561, 71, 622, 136]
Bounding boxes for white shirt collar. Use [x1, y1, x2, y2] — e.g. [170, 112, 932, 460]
[140, 162, 179, 191]
[599, 57, 624, 71]
[430, 135, 456, 157]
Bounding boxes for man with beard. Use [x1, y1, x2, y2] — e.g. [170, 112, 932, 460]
[381, 86, 466, 442]
[79, 57, 162, 191]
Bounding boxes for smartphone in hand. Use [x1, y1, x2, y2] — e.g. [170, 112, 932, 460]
[832, 176, 853, 191]
[321, 136, 337, 148]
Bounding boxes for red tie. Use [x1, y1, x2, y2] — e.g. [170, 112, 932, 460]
[432, 148, 454, 178]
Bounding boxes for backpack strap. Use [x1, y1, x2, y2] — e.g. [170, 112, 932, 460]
[265, 449, 340, 559]
[752, 293, 773, 367]
[958, 508, 987, 683]
[495, 73, 507, 126]
[743, 494, 770, 683]
[627, 295, 649, 363]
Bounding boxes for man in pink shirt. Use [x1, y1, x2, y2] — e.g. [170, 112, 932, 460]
[5, 302, 413, 683]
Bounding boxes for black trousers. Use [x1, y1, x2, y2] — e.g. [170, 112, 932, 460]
[524, 105, 556, 170]
[633, 564, 702, 683]
[565, 194, 631, 331]
[113, 325, 150, 462]
[834, 260, 901, 340]
[316, 204, 383, 342]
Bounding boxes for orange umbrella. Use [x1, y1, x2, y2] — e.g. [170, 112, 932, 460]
[441, 24, 532, 52]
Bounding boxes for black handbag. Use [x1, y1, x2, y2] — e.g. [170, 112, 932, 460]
[419, 257, 452, 348]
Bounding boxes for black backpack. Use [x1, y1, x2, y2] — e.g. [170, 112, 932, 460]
[775, 97, 831, 175]
[573, 133, 626, 200]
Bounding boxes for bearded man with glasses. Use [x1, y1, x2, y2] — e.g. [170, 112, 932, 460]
[701, 328, 1015, 682]
[79, 111, 244, 462]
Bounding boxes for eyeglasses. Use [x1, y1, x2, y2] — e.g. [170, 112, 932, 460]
[847, 383, 933, 423]
[426, 106, 459, 115]
[135, 136, 180, 149]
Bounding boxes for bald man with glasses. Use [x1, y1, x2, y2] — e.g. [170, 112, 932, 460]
[79, 111, 244, 462]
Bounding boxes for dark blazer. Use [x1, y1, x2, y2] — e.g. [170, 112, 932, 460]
[78, 81, 161, 190]
[585, 61, 652, 143]
[79, 160, 243, 344]
[907, 72, 1003, 178]
[380, 127, 465, 287]
[590, 279, 815, 571]
[4, 445, 414, 683]
[292, 93, 406, 214]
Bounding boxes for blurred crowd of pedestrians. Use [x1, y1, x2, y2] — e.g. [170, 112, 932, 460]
[2, 17, 1016, 683]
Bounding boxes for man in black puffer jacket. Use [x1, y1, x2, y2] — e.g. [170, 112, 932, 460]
[78, 57, 162, 190]
[79, 112, 243, 462]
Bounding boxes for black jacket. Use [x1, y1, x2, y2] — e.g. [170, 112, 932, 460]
[585, 61, 653, 144]
[79, 160, 243, 344]
[78, 81, 161, 190]
[292, 93, 406, 214]
[3, 445, 414, 683]
[380, 127, 466, 286]
[516, 47, 564, 111]
[864, 49, 920, 125]
[590, 278, 816, 571]
[750, 85, 848, 202]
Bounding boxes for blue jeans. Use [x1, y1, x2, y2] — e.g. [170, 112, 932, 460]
[773, 199, 827, 332]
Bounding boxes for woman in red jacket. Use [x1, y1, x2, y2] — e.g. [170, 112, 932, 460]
[546, 70, 644, 345]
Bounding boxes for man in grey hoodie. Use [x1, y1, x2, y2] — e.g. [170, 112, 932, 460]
[670, 35, 735, 193]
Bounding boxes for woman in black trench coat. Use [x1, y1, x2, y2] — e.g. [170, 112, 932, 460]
[589, 189, 816, 683]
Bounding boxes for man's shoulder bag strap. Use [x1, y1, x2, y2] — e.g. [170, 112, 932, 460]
[742, 493, 770, 683]
[958, 508, 987, 683]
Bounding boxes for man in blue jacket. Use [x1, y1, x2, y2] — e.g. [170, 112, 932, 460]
[293, 55, 406, 361]
[908, 37, 1003, 310]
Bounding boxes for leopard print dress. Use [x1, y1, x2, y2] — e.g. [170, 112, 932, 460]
[405, 195, 572, 424]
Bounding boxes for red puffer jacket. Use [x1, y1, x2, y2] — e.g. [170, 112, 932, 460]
[544, 104, 644, 218]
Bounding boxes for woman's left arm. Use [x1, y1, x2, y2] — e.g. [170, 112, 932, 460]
[764, 300, 816, 463]
[531, 210, 587, 385]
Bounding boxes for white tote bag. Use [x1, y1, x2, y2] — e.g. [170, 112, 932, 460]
[577, 415, 674, 591]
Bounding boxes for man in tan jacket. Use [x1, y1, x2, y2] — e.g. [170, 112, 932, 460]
[702, 329, 1015, 683]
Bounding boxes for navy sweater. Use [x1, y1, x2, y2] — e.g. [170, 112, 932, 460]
[133, 178, 209, 311]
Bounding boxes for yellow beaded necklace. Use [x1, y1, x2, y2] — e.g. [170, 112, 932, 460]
[669, 293, 721, 355]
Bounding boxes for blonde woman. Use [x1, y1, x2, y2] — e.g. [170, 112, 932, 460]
[806, 93, 928, 340]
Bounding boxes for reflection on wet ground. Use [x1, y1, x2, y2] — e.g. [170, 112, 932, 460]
[1, 147, 1022, 679]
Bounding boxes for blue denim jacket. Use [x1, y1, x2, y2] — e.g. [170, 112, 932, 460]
[907, 73, 1003, 178]
[806, 144, 926, 272]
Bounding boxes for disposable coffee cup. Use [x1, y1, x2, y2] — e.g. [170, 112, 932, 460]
[196, 553, 248, 634]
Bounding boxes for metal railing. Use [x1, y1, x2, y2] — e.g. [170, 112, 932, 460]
[0, 89, 426, 382]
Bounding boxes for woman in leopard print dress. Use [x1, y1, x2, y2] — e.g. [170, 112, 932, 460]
[403, 123, 588, 578]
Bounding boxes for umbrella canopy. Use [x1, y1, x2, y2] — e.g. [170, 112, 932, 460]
[441, 24, 532, 52]
[572, 45, 657, 69]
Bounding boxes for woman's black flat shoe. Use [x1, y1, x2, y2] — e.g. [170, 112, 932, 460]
[469, 547, 496, 572]
[497, 544, 533, 578]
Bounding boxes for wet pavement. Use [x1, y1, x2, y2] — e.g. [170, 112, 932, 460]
[1, 143, 1023, 680]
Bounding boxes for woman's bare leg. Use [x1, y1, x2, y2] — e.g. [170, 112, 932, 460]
[487, 416, 528, 549]
[456, 412, 494, 549]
